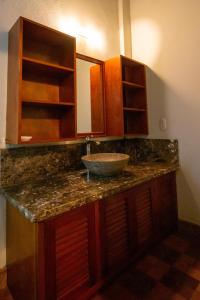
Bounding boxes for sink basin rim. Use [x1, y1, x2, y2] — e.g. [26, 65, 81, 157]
[81, 153, 130, 176]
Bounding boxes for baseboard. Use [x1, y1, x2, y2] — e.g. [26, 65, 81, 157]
[0, 267, 7, 290]
[178, 219, 200, 237]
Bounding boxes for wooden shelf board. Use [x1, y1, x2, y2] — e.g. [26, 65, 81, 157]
[122, 81, 144, 89]
[123, 107, 146, 112]
[124, 133, 148, 136]
[23, 56, 74, 74]
[22, 99, 75, 107]
[20, 137, 76, 144]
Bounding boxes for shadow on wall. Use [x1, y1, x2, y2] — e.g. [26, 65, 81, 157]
[145, 67, 168, 138]
[177, 170, 200, 225]
[0, 31, 8, 53]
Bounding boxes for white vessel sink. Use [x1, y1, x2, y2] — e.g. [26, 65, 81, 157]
[81, 153, 129, 176]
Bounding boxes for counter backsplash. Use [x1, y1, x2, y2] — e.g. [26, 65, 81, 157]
[0, 138, 178, 188]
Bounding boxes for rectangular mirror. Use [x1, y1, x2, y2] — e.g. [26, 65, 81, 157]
[76, 53, 105, 136]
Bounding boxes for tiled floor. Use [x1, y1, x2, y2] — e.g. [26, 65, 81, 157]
[1, 230, 200, 300]
[92, 231, 200, 300]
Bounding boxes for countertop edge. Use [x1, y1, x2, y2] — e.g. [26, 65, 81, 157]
[3, 164, 179, 223]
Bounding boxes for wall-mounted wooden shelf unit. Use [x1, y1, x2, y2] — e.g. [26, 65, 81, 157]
[105, 55, 148, 136]
[6, 17, 76, 144]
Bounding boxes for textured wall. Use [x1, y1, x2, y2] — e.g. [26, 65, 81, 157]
[131, 0, 200, 225]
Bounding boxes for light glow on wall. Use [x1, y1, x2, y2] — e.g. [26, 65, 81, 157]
[58, 17, 105, 51]
[132, 19, 161, 66]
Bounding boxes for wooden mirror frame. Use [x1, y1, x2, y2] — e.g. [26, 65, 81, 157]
[76, 53, 106, 138]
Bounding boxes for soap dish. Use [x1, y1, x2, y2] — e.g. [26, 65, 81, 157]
[21, 136, 32, 142]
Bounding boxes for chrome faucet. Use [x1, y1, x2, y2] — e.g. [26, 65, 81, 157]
[85, 136, 91, 155]
[85, 136, 101, 155]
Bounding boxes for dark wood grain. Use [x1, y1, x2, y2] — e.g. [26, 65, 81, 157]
[6, 202, 37, 300]
[6, 17, 22, 144]
[153, 172, 178, 238]
[105, 56, 124, 136]
[102, 192, 130, 274]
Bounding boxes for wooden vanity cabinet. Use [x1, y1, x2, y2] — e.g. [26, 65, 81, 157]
[152, 172, 178, 238]
[101, 181, 157, 276]
[6, 17, 76, 144]
[7, 172, 177, 300]
[105, 55, 148, 136]
[7, 203, 100, 300]
[100, 190, 132, 274]
[38, 203, 100, 300]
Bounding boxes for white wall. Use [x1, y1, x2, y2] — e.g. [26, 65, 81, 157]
[131, 0, 200, 225]
[0, 0, 121, 268]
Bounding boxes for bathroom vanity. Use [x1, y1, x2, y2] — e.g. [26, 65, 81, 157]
[5, 164, 177, 300]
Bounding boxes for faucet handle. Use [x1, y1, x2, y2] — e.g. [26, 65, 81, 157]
[85, 136, 91, 143]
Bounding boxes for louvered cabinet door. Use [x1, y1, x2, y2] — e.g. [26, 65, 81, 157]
[154, 172, 178, 237]
[42, 204, 97, 300]
[130, 182, 154, 250]
[102, 192, 130, 274]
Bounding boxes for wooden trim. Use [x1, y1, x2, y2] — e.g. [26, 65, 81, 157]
[20, 16, 74, 39]
[0, 267, 7, 290]
[76, 53, 103, 65]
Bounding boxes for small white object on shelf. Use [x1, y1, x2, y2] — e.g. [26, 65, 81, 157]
[21, 136, 32, 142]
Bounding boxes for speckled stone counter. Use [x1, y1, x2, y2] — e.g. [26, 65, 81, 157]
[3, 163, 178, 223]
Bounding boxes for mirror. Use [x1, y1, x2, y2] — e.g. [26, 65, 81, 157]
[76, 53, 105, 136]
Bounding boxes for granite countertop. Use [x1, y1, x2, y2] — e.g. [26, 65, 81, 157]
[3, 163, 178, 223]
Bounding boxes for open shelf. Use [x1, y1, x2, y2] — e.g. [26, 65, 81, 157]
[23, 18, 75, 69]
[21, 103, 75, 141]
[22, 99, 75, 106]
[123, 107, 146, 112]
[123, 87, 147, 110]
[121, 56, 145, 86]
[124, 110, 148, 135]
[105, 55, 148, 136]
[122, 81, 144, 89]
[23, 57, 74, 75]
[22, 63, 75, 104]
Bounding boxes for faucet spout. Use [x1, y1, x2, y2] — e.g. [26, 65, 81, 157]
[85, 135, 101, 155]
[86, 143, 90, 155]
[85, 136, 91, 155]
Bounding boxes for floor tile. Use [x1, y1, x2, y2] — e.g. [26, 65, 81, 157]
[92, 281, 138, 300]
[174, 254, 195, 273]
[186, 241, 200, 259]
[187, 267, 200, 281]
[144, 282, 173, 300]
[161, 267, 199, 299]
[136, 255, 170, 280]
[170, 294, 187, 300]
[150, 244, 180, 265]
[119, 270, 156, 297]
[196, 283, 200, 291]
[163, 235, 190, 253]
[190, 290, 200, 300]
